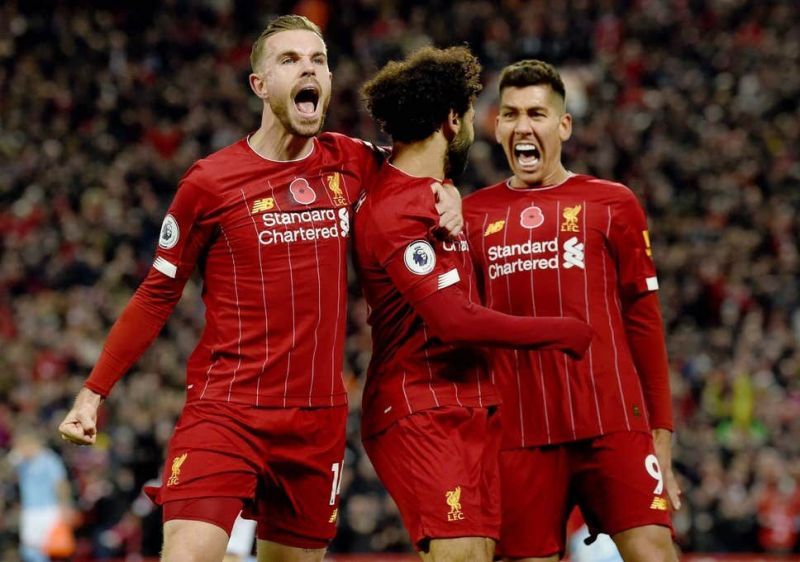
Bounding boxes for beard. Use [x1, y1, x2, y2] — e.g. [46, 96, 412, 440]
[268, 94, 329, 138]
[444, 125, 473, 183]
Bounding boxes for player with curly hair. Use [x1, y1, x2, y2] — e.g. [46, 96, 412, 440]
[353, 47, 593, 562]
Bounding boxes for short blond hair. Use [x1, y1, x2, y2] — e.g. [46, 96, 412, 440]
[250, 15, 324, 72]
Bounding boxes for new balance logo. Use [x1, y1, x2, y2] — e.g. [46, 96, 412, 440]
[562, 236, 585, 269]
[650, 497, 668, 511]
[251, 198, 275, 214]
[484, 220, 505, 236]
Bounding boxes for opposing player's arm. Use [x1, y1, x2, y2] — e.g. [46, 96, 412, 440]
[60, 171, 217, 445]
[370, 194, 592, 358]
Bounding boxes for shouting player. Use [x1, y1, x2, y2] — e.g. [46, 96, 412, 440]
[354, 47, 593, 562]
[57, 15, 461, 562]
[463, 59, 679, 562]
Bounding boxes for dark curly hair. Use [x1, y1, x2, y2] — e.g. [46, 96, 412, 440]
[498, 59, 565, 104]
[362, 46, 483, 143]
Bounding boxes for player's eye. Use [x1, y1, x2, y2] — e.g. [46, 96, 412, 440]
[313, 56, 326, 65]
[280, 57, 294, 65]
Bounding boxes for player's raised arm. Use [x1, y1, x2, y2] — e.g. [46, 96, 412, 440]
[59, 171, 217, 446]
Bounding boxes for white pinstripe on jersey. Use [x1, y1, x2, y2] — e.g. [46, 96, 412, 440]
[241, 189, 270, 406]
[401, 370, 412, 414]
[329, 167, 349, 406]
[307, 180, 323, 406]
[582, 201, 604, 432]
[267, 181, 296, 408]
[500, 204, 527, 445]
[526, 207, 552, 445]
[420, 324, 443, 407]
[604, 205, 630, 430]
[221, 226, 243, 402]
[480, 213, 497, 388]
[463, 222, 484, 407]
[555, 200, 577, 439]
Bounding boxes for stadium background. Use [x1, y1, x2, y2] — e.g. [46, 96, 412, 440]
[1, 0, 799, 559]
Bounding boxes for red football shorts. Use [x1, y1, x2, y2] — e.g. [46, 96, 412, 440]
[497, 430, 673, 559]
[363, 406, 501, 551]
[144, 401, 347, 549]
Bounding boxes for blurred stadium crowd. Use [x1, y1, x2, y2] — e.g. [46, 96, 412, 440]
[1, 0, 799, 559]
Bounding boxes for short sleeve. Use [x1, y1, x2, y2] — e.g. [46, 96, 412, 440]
[370, 193, 463, 304]
[152, 165, 218, 281]
[608, 191, 659, 297]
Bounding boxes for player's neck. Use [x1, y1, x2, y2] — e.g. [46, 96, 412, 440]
[391, 136, 446, 181]
[249, 117, 314, 162]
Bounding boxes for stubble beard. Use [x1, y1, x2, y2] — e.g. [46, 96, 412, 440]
[268, 96, 327, 138]
[444, 126, 473, 183]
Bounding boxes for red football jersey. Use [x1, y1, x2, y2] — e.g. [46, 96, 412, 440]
[354, 164, 499, 437]
[463, 174, 659, 448]
[87, 132, 383, 407]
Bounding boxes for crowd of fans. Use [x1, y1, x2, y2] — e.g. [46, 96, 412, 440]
[1, 0, 798, 559]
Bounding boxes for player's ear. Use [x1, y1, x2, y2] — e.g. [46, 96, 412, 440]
[249, 72, 269, 100]
[559, 112, 572, 142]
[443, 109, 460, 140]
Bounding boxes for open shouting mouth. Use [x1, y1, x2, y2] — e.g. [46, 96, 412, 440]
[513, 142, 541, 169]
[294, 84, 320, 116]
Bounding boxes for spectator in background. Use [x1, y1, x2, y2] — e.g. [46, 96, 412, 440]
[752, 449, 800, 554]
[8, 428, 74, 562]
